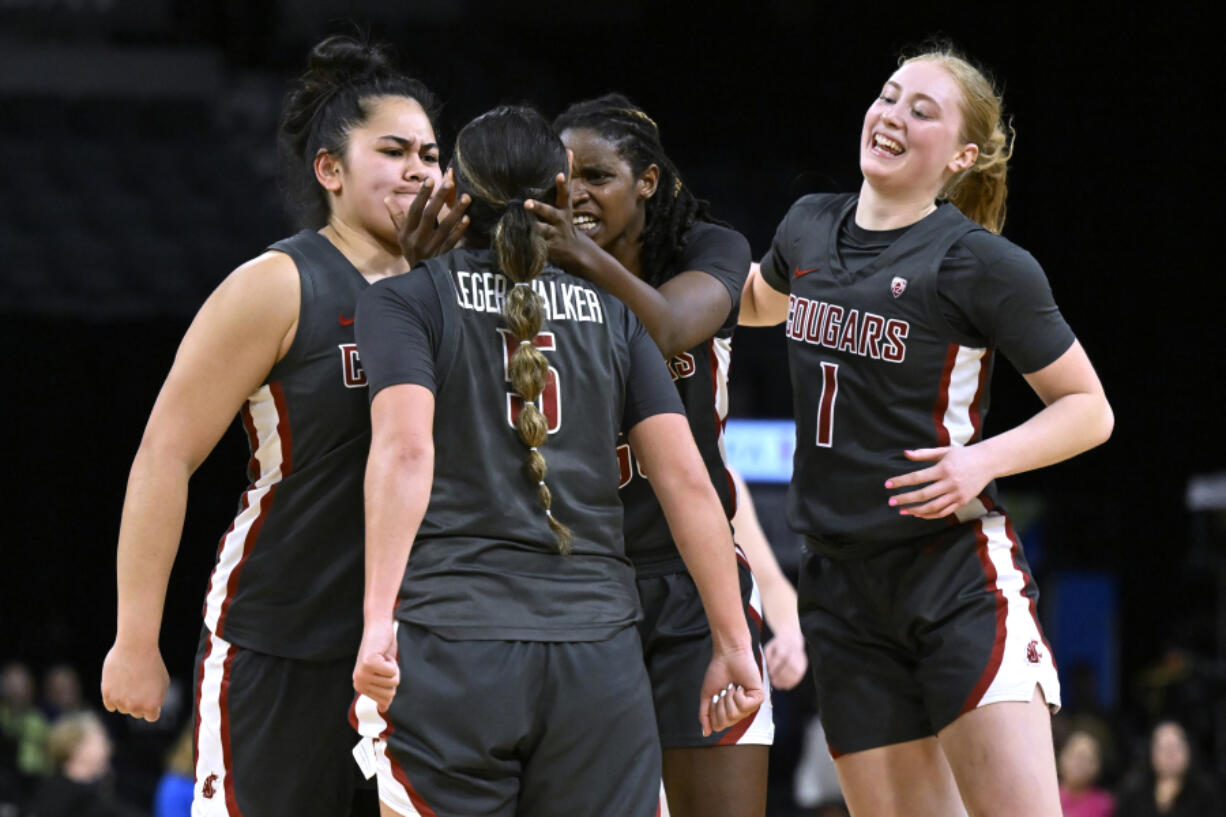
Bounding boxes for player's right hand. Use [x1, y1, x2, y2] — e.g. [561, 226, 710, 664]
[101, 642, 170, 722]
[698, 646, 766, 737]
[353, 619, 399, 713]
[386, 166, 470, 267]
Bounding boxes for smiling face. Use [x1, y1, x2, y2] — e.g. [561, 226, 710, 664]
[860, 59, 978, 200]
[561, 127, 657, 263]
[317, 94, 442, 247]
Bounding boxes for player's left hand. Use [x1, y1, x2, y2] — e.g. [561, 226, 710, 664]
[386, 166, 470, 267]
[353, 619, 399, 712]
[526, 172, 601, 276]
[764, 629, 808, 691]
[698, 647, 765, 737]
[885, 445, 994, 520]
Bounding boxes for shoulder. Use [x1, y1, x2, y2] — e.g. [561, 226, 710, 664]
[204, 249, 300, 329]
[789, 192, 853, 219]
[684, 221, 750, 254]
[949, 228, 1040, 272]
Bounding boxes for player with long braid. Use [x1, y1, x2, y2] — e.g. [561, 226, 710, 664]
[528, 94, 803, 817]
[350, 105, 764, 817]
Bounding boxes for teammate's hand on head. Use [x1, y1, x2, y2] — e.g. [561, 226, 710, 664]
[101, 642, 169, 723]
[697, 648, 765, 737]
[764, 629, 808, 691]
[386, 167, 470, 267]
[525, 172, 598, 276]
[884, 444, 994, 520]
[353, 620, 400, 712]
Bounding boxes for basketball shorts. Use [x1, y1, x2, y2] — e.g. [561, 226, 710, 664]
[351, 624, 661, 817]
[799, 510, 1061, 757]
[191, 627, 376, 817]
[636, 547, 774, 748]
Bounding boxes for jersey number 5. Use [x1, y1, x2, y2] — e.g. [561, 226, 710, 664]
[816, 361, 838, 448]
[498, 329, 561, 433]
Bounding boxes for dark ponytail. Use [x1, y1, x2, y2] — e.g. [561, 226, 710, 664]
[277, 34, 440, 229]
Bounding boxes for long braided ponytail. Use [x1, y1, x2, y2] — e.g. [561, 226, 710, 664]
[451, 107, 573, 553]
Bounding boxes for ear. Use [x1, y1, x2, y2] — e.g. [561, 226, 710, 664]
[637, 163, 660, 201]
[948, 143, 979, 174]
[314, 148, 344, 193]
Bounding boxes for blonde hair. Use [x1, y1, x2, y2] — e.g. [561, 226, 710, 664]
[904, 50, 1014, 233]
[46, 711, 104, 769]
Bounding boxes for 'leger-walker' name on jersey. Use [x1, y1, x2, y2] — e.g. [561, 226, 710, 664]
[786, 294, 909, 363]
[454, 270, 605, 324]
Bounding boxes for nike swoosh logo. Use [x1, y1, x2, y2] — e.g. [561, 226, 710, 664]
[338, 314, 356, 327]
[794, 266, 818, 278]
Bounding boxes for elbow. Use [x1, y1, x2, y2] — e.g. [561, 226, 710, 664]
[1095, 398, 1115, 447]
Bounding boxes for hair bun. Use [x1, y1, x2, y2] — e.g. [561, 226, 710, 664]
[305, 34, 394, 85]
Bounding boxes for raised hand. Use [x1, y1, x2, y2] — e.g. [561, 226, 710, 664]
[525, 172, 599, 276]
[386, 167, 470, 267]
[885, 444, 995, 520]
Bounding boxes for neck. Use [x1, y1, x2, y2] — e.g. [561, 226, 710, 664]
[854, 179, 938, 230]
[321, 219, 410, 282]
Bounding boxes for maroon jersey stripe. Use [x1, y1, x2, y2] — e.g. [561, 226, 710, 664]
[931, 343, 959, 447]
[960, 519, 1008, 715]
[219, 642, 245, 816]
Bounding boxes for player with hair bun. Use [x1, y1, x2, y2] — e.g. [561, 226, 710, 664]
[740, 47, 1113, 817]
[351, 104, 764, 817]
[101, 33, 466, 816]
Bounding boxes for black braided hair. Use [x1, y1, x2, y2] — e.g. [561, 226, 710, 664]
[554, 93, 719, 289]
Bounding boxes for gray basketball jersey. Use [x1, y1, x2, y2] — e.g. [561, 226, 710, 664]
[357, 247, 682, 641]
[762, 196, 998, 553]
[201, 230, 371, 661]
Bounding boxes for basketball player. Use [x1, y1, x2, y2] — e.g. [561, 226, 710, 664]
[738, 49, 1113, 817]
[100, 35, 466, 816]
[350, 105, 764, 817]
[526, 94, 780, 817]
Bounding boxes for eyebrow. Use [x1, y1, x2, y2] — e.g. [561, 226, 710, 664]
[884, 81, 942, 108]
[379, 135, 439, 152]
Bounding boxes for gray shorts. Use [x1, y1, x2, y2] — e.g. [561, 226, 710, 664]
[191, 627, 375, 817]
[800, 511, 1060, 756]
[353, 624, 661, 817]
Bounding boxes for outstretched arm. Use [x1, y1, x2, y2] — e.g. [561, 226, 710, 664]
[887, 341, 1113, 519]
[528, 174, 735, 358]
[629, 413, 766, 735]
[738, 263, 789, 326]
[102, 253, 299, 722]
[352, 384, 435, 711]
[729, 469, 807, 690]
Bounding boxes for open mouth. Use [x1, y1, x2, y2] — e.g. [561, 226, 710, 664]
[872, 134, 904, 156]
[573, 213, 599, 234]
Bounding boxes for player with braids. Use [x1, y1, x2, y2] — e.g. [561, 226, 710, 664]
[351, 105, 764, 817]
[741, 46, 1113, 817]
[528, 93, 804, 817]
[100, 33, 466, 817]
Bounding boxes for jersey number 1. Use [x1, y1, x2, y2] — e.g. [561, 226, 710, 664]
[816, 361, 838, 448]
[498, 329, 561, 433]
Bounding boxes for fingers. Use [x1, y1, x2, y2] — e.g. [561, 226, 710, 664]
[764, 641, 808, 690]
[706, 683, 764, 733]
[903, 447, 947, 461]
[524, 197, 565, 227]
[554, 171, 570, 208]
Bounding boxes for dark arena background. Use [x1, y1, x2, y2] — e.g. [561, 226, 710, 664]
[1, 2, 1221, 815]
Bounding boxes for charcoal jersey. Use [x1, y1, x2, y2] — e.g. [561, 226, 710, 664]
[201, 230, 372, 661]
[619, 222, 751, 568]
[760, 194, 1075, 556]
[356, 247, 683, 641]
